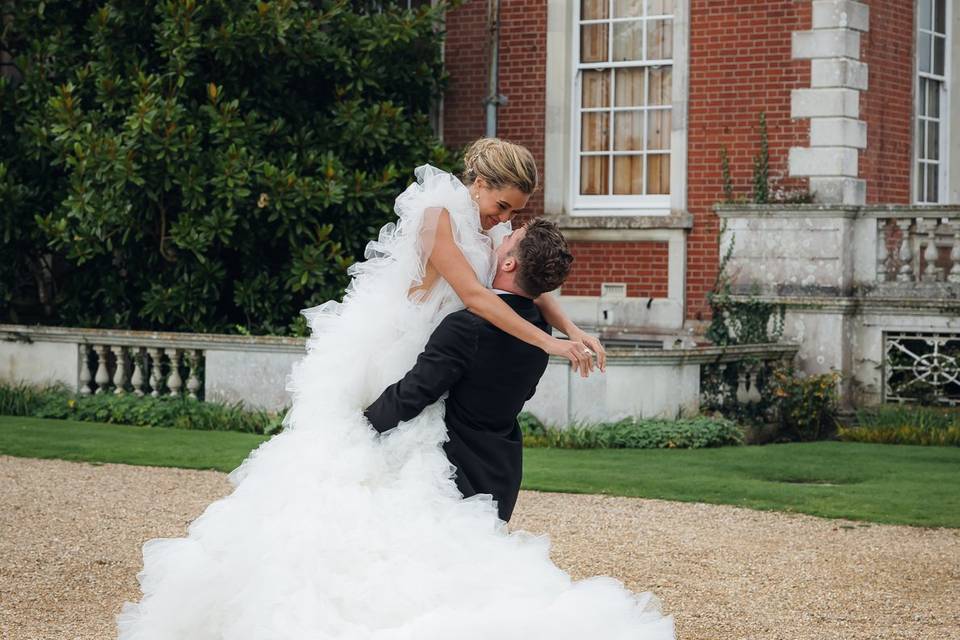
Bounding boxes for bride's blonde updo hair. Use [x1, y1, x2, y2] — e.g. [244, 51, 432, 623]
[462, 137, 539, 195]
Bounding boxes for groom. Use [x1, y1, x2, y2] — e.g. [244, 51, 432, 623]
[364, 218, 574, 522]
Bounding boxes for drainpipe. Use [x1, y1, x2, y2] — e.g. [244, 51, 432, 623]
[485, 0, 505, 137]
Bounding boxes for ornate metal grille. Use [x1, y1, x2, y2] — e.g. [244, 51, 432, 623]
[884, 331, 960, 405]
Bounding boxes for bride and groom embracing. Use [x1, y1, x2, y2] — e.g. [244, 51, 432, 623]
[117, 138, 675, 639]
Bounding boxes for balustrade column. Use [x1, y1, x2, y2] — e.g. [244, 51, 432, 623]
[186, 350, 202, 400]
[111, 345, 127, 395]
[949, 221, 960, 284]
[895, 219, 914, 282]
[130, 349, 145, 397]
[93, 345, 110, 394]
[147, 347, 163, 398]
[167, 349, 183, 397]
[921, 218, 942, 282]
[78, 345, 93, 395]
[875, 219, 889, 282]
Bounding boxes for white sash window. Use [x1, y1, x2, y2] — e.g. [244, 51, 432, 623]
[573, 0, 674, 214]
[915, 0, 950, 204]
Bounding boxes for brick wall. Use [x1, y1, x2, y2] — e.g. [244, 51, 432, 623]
[494, 0, 548, 219]
[685, 0, 812, 320]
[442, 1, 916, 321]
[859, 0, 914, 204]
[442, 0, 489, 149]
[563, 241, 670, 299]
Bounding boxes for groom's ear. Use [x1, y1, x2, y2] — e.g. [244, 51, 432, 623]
[501, 256, 518, 272]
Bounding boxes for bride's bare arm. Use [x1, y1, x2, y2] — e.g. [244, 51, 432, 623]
[533, 292, 607, 372]
[428, 209, 595, 376]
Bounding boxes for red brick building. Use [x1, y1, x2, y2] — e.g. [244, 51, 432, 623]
[439, 0, 958, 333]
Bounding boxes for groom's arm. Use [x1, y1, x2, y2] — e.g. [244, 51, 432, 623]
[364, 312, 481, 433]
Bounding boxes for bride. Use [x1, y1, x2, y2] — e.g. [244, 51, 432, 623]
[116, 137, 674, 639]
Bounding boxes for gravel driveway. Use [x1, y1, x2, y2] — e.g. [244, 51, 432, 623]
[1, 454, 957, 639]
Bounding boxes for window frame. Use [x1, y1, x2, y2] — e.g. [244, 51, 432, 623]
[914, 0, 951, 205]
[568, 1, 681, 217]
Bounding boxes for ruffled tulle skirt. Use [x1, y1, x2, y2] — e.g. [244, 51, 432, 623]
[116, 166, 674, 639]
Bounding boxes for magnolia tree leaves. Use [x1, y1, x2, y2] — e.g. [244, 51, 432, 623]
[1, 0, 459, 334]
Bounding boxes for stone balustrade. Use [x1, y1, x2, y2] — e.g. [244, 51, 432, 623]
[78, 343, 204, 398]
[0, 325, 306, 410]
[874, 211, 960, 285]
[1, 324, 800, 424]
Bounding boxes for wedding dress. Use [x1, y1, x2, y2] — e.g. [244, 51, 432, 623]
[116, 165, 674, 639]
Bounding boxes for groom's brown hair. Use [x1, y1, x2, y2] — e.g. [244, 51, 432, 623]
[511, 219, 574, 297]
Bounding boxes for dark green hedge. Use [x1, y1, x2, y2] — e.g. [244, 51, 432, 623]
[1, 0, 459, 335]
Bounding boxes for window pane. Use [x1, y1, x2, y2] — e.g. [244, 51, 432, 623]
[581, 24, 609, 63]
[581, 156, 610, 195]
[613, 155, 644, 194]
[934, 0, 946, 33]
[614, 68, 645, 107]
[926, 120, 939, 160]
[928, 80, 940, 117]
[648, 67, 672, 105]
[582, 112, 610, 151]
[646, 0, 674, 16]
[612, 20, 643, 62]
[648, 109, 671, 150]
[917, 164, 927, 202]
[917, 120, 926, 159]
[919, 32, 931, 73]
[581, 0, 609, 20]
[582, 70, 610, 108]
[613, 0, 643, 18]
[926, 163, 939, 202]
[614, 111, 645, 151]
[646, 19, 673, 59]
[933, 35, 945, 75]
[919, 78, 928, 114]
[647, 154, 670, 195]
[919, 0, 932, 31]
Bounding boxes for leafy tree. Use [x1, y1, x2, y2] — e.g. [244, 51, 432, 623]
[1, 0, 459, 334]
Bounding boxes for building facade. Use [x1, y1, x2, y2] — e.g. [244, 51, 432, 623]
[441, 0, 960, 407]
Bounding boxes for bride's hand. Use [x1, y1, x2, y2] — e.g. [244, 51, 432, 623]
[544, 335, 596, 378]
[566, 328, 606, 373]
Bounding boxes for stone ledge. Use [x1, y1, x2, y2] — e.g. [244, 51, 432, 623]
[714, 204, 861, 218]
[549, 213, 694, 230]
[547, 342, 798, 366]
[726, 294, 960, 315]
[0, 324, 308, 353]
[715, 204, 960, 219]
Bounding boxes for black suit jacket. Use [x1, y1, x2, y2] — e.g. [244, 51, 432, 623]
[364, 294, 550, 521]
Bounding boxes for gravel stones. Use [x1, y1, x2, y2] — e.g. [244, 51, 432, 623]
[1, 455, 957, 639]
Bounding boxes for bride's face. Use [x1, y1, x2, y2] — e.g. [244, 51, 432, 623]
[471, 177, 530, 231]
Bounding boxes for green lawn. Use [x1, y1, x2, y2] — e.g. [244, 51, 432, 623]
[2, 416, 957, 528]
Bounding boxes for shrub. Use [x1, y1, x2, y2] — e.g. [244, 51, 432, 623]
[839, 406, 960, 447]
[1, 0, 458, 334]
[0, 381, 284, 434]
[519, 413, 744, 449]
[770, 367, 840, 441]
[0, 381, 71, 416]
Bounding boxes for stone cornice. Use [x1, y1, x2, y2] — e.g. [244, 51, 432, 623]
[715, 203, 960, 219]
[548, 342, 798, 366]
[726, 294, 960, 315]
[0, 324, 307, 354]
[549, 213, 694, 230]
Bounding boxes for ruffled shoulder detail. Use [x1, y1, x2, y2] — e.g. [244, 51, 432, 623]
[300, 164, 494, 333]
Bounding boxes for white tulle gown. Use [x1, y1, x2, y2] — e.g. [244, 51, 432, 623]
[116, 165, 674, 639]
